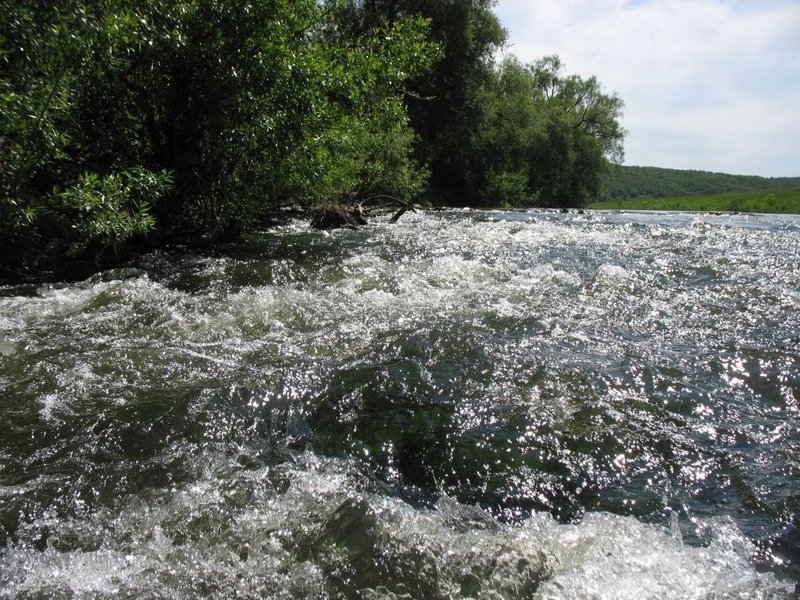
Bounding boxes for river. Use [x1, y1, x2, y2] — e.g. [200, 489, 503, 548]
[1, 209, 798, 598]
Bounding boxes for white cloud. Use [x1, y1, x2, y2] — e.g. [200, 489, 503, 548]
[494, 0, 800, 176]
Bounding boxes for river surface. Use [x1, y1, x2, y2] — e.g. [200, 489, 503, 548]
[1, 209, 799, 599]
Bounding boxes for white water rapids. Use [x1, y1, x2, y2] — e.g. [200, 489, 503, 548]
[1, 209, 798, 598]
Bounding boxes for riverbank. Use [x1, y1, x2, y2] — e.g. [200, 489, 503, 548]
[587, 188, 800, 213]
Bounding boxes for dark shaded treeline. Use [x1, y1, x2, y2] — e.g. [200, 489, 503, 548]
[600, 166, 800, 201]
[1, 0, 625, 278]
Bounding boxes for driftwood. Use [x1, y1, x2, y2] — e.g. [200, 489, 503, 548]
[309, 195, 418, 230]
[361, 194, 417, 225]
[389, 207, 407, 223]
[309, 203, 367, 229]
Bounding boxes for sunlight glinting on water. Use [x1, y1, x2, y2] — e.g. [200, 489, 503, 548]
[0, 209, 798, 598]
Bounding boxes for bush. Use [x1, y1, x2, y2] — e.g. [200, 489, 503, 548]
[58, 169, 173, 259]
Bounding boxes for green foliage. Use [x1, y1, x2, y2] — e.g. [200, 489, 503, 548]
[329, 0, 507, 204]
[58, 169, 172, 257]
[587, 189, 800, 214]
[273, 15, 438, 206]
[1, 0, 438, 275]
[477, 55, 626, 207]
[1, 0, 628, 278]
[486, 169, 536, 207]
[599, 166, 800, 201]
[404, 0, 507, 204]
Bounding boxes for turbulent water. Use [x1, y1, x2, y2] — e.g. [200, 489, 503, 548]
[1, 209, 799, 599]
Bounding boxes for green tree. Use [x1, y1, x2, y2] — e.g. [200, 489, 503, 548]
[477, 57, 541, 206]
[328, 0, 507, 204]
[274, 14, 438, 207]
[1, 0, 437, 276]
[479, 55, 626, 207]
[528, 56, 625, 206]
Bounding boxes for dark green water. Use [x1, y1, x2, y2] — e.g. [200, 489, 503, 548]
[1, 209, 798, 598]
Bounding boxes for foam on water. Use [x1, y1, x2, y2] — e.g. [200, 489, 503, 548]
[0, 450, 791, 599]
[1, 209, 798, 597]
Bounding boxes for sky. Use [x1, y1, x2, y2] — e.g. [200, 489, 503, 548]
[494, 0, 800, 177]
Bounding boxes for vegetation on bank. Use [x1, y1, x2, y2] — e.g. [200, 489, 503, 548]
[587, 189, 800, 214]
[599, 166, 800, 201]
[1, 0, 626, 279]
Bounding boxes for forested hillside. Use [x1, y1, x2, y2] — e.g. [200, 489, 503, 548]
[599, 166, 800, 201]
[1, 0, 626, 278]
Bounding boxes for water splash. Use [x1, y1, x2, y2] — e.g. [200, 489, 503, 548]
[1, 209, 798, 597]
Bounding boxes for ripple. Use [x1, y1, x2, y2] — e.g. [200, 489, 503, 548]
[1, 210, 799, 596]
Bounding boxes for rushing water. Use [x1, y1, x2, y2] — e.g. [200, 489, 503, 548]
[1, 209, 799, 599]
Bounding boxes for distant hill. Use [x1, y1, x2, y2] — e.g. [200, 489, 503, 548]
[599, 166, 800, 201]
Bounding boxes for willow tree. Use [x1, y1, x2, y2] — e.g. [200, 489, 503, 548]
[480, 56, 626, 207]
[528, 56, 626, 207]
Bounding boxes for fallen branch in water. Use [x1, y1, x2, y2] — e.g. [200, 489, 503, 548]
[361, 194, 417, 211]
[309, 203, 367, 229]
[308, 195, 419, 229]
[361, 195, 417, 225]
[389, 207, 407, 223]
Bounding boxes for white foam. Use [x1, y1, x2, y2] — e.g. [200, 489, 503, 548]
[0, 452, 791, 599]
[2, 210, 799, 599]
